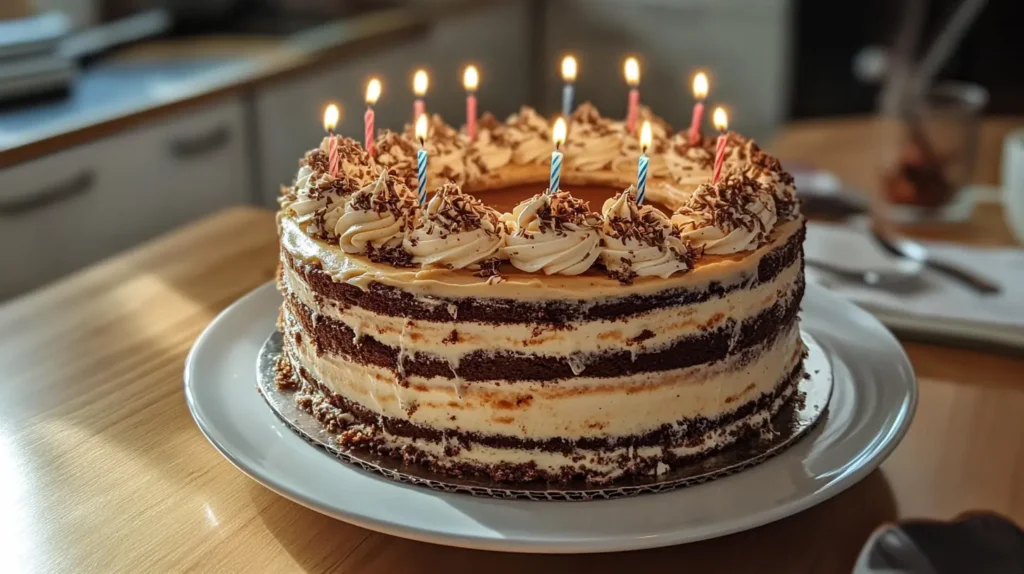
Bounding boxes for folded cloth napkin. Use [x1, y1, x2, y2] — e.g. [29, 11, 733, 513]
[805, 222, 1024, 350]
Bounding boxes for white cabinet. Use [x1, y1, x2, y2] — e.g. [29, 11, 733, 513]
[255, 1, 532, 206]
[0, 97, 249, 300]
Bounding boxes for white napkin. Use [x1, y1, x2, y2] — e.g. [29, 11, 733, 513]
[805, 222, 1024, 349]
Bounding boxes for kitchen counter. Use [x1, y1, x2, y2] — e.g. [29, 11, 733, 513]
[0, 8, 429, 169]
[0, 118, 1021, 571]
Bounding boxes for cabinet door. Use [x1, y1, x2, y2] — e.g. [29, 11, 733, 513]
[0, 97, 250, 300]
[151, 98, 251, 225]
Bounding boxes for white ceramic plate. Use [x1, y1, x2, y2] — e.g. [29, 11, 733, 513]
[185, 282, 917, 554]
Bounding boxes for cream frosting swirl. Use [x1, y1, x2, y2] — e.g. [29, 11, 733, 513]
[404, 183, 505, 269]
[565, 103, 620, 171]
[671, 174, 778, 254]
[283, 137, 372, 238]
[334, 169, 416, 263]
[466, 114, 514, 179]
[500, 192, 603, 275]
[600, 188, 697, 281]
[505, 106, 551, 165]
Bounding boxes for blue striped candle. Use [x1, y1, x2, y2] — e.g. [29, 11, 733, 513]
[636, 152, 649, 204]
[635, 120, 652, 204]
[549, 117, 566, 194]
[417, 147, 428, 205]
[561, 56, 577, 118]
[549, 149, 562, 193]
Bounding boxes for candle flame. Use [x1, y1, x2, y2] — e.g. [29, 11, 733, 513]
[323, 103, 340, 132]
[463, 65, 479, 91]
[561, 56, 577, 82]
[624, 57, 640, 87]
[415, 113, 428, 144]
[552, 117, 567, 148]
[713, 107, 728, 132]
[693, 71, 709, 100]
[365, 78, 382, 105]
[413, 69, 428, 96]
[639, 121, 652, 152]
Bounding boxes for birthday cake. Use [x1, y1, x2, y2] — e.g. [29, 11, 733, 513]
[274, 101, 805, 485]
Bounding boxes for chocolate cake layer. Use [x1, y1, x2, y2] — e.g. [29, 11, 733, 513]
[283, 276, 803, 382]
[283, 225, 804, 326]
[281, 348, 803, 453]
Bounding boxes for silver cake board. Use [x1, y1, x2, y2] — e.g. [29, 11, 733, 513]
[257, 331, 833, 502]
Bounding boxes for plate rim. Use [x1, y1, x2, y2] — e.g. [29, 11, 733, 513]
[184, 281, 918, 554]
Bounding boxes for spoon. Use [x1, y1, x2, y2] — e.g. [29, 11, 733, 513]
[806, 259, 923, 291]
[868, 227, 1002, 295]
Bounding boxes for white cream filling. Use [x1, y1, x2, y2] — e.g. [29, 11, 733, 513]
[378, 381, 796, 480]
[282, 310, 803, 440]
[282, 259, 802, 363]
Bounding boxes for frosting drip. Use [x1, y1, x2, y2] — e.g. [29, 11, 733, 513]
[672, 174, 778, 254]
[404, 183, 505, 269]
[601, 188, 698, 282]
[500, 192, 603, 275]
[335, 169, 416, 265]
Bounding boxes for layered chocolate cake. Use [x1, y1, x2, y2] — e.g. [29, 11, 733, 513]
[275, 103, 805, 485]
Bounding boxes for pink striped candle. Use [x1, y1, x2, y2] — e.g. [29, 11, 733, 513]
[624, 57, 640, 134]
[688, 72, 709, 145]
[711, 107, 729, 184]
[364, 78, 381, 156]
[463, 65, 479, 141]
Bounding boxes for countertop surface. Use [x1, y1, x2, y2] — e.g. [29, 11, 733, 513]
[0, 118, 1021, 571]
[0, 8, 428, 169]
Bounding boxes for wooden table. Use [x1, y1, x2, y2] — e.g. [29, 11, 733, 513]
[2, 118, 1022, 573]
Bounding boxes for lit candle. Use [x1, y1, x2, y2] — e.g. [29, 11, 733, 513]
[561, 55, 577, 117]
[711, 107, 729, 184]
[364, 78, 381, 157]
[323, 103, 340, 177]
[463, 65, 479, 141]
[688, 71, 709, 145]
[415, 114, 429, 205]
[549, 117, 566, 193]
[636, 121, 652, 204]
[413, 69, 428, 120]
[624, 57, 640, 135]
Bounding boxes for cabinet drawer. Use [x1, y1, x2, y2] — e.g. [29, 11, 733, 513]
[0, 97, 250, 300]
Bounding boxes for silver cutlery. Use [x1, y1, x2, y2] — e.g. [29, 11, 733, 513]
[806, 260, 923, 291]
[868, 227, 1002, 294]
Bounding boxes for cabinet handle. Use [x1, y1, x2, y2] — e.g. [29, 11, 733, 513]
[0, 170, 95, 216]
[168, 124, 232, 159]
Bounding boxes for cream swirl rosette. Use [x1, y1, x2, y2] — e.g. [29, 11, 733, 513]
[334, 168, 416, 264]
[671, 174, 778, 255]
[505, 106, 551, 165]
[400, 114, 468, 186]
[404, 183, 505, 269]
[564, 103, 620, 171]
[374, 130, 421, 195]
[600, 188, 698, 281]
[611, 105, 674, 175]
[283, 137, 372, 238]
[465, 113, 513, 180]
[500, 192, 603, 275]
